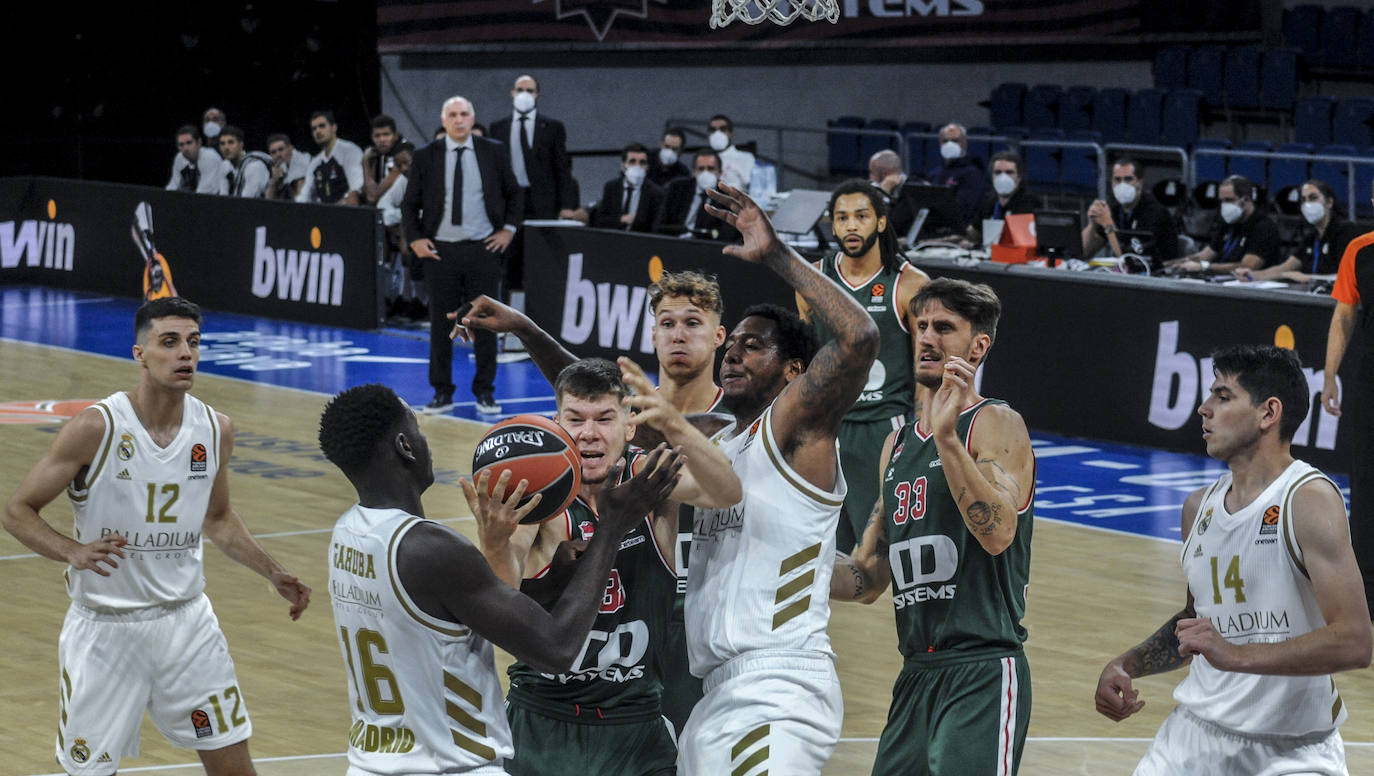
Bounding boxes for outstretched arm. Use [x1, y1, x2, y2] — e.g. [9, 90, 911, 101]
[449, 295, 578, 386]
[831, 430, 898, 604]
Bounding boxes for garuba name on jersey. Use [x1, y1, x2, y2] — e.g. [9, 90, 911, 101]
[686, 406, 844, 677]
[66, 391, 220, 610]
[1175, 460, 1348, 738]
[330, 506, 512, 772]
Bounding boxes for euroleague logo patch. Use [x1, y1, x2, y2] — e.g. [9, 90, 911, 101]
[192, 709, 214, 738]
[1259, 504, 1280, 536]
[190, 443, 208, 472]
[0, 399, 96, 424]
[870, 282, 886, 303]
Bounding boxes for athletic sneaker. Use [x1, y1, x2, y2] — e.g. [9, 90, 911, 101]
[424, 389, 455, 413]
[474, 391, 502, 415]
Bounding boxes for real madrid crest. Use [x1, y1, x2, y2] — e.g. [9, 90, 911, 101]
[70, 738, 90, 763]
[1197, 507, 1213, 535]
[117, 433, 135, 461]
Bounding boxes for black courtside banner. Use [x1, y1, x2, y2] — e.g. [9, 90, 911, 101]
[0, 176, 381, 330]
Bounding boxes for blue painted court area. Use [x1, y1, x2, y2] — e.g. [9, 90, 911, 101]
[1, 285, 1348, 543]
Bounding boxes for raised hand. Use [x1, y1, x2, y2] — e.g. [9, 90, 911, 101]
[703, 182, 780, 263]
[618, 356, 685, 433]
[930, 356, 977, 440]
[461, 469, 544, 546]
[448, 295, 525, 343]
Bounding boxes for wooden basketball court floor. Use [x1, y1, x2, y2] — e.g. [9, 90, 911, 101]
[3, 287, 1371, 775]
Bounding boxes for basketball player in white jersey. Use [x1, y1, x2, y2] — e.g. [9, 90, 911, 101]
[673, 182, 879, 775]
[318, 383, 684, 775]
[3, 297, 312, 776]
[1095, 345, 1372, 775]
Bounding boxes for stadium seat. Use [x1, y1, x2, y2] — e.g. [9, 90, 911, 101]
[1153, 46, 1190, 91]
[1187, 46, 1226, 107]
[860, 118, 900, 167]
[1060, 86, 1096, 133]
[1192, 138, 1231, 184]
[1223, 46, 1261, 110]
[989, 82, 1027, 131]
[1333, 98, 1374, 148]
[1318, 6, 1362, 68]
[1271, 142, 1314, 195]
[1282, 5, 1323, 60]
[1313, 145, 1358, 205]
[1023, 85, 1063, 130]
[967, 125, 998, 168]
[1093, 88, 1129, 143]
[1064, 129, 1103, 194]
[1360, 10, 1374, 70]
[1163, 90, 1203, 148]
[1024, 128, 1065, 190]
[900, 121, 931, 177]
[827, 116, 865, 177]
[1259, 48, 1299, 112]
[1295, 97, 1336, 147]
[1229, 141, 1272, 189]
[1126, 88, 1165, 145]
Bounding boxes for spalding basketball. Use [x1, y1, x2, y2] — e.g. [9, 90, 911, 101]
[472, 415, 581, 524]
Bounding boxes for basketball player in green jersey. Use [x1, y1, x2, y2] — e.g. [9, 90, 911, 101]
[832, 278, 1036, 775]
[799, 179, 929, 553]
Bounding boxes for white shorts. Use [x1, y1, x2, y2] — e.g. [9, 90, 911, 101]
[678, 650, 842, 776]
[56, 594, 252, 776]
[1135, 707, 1347, 776]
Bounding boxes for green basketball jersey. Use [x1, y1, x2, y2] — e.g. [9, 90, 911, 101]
[811, 254, 915, 422]
[882, 399, 1033, 663]
[507, 459, 678, 720]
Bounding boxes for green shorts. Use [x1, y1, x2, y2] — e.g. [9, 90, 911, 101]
[657, 613, 703, 737]
[872, 652, 1031, 776]
[836, 416, 906, 553]
[505, 701, 677, 776]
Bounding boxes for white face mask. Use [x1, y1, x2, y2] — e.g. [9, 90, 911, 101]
[1113, 182, 1138, 206]
[658, 147, 679, 166]
[940, 140, 962, 160]
[203, 121, 222, 138]
[696, 171, 718, 191]
[1301, 200, 1326, 225]
[623, 165, 646, 187]
[992, 172, 1017, 196]
[709, 130, 730, 151]
[513, 91, 536, 113]
[1219, 201, 1244, 224]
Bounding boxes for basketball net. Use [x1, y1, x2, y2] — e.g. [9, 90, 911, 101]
[709, 0, 840, 27]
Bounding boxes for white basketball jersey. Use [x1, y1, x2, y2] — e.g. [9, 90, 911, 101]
[685, 405, 845, 677]
[67, 391, 219, 610]
[330, 506, 512, 775]
[1175, 460, 1348, 737]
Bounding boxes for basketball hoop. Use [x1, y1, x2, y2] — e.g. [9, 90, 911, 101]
[709, 0, 839, 27]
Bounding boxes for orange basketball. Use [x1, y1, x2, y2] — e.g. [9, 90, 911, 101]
[472, 415, 582, 524]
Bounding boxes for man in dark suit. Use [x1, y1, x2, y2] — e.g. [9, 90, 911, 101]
[648, 128, 691, 188]
[402, 95, 523, 415]
[654, 150, 740, 243]
[590, 143, 664, 233]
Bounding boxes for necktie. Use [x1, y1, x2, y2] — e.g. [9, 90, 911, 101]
[623, 184, 635, 212]
[518, 115, 533, 169]
[688, 191, 707, 230]
[451, 146, 466, 227]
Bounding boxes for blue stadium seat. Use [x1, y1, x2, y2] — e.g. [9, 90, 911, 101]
[1187, 46, 1226, 107]
[1313, 145, 1358, 205]
[1060, 86, 1096, 133]
[1283, 5, 1323, 60]
[1319, 6, 1362, 68]
[1229, 141, 1272, 189]
[967, 125, 997, 168]
[1126, 88, 1165, 145]
[1223, 46, 1261, 110]
[1334, 98, 1374, 148]
[1153, 46, 1190, 90]
[860, 118, 900, 168]
[1259, 48, 1299, 112]
[900, 121, 931, 176]
[1024, 128, 1065, 190]
[1023, 84, 1063, 130]
[1271, 142, 1314, 194]
[1163, 90, 1203, 148]
[1093, 88, 1129, 143]
[827, 116, 865, 177]
[1192, 138, 1231, 184]
[1064, 129, 1103, 194]
[1295, 97, 1336, 146]
[989, 83, 1027, 131]
[1360, 11, 1374, 70]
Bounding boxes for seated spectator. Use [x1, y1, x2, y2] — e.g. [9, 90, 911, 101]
[375, 142, 428, 323]
[265, 133, 311, 201]
[927, 122, 987, 230]
[165, 125, 224, 195]
[363, 114, 407, 205]
[654, 150, 740, 243]
[1235, 179, 1363, 283]
[297, 110, 364, 205]
[590, 143, 665, 233]
[1169, 175, 1280, 275]
[709, 114, 755, 193]
[1082, 157, 1180, 271]
[218, 126, 272, 198]
[649, 127, 691, 188]
[201, 107, 226, 149]
[865, 149, 917, 241]
[974, 150, 1036, 224]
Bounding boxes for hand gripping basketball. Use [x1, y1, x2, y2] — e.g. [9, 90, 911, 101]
[471, 415, 582, 524]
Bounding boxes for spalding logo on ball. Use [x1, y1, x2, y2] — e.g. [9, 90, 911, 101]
[472, 415, 582, 524]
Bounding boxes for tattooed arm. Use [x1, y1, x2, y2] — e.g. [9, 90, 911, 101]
[831, 430, 898, 604]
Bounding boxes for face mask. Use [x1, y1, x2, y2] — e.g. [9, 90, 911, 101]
[203, 121, 222, 138]
[623, 165, 646, 187]
[696, 171, 718, 191]
[1301, 201, 1326, 225]
[658, 147, 679, 166]
[513, 91, 536, 113]
[940, 141, 962, 160]
[1219, 201, 1243, 224]
[709, 131, 730, 151]
[992, 173, 1017, 196]
[1113, 182, 1137, 206]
